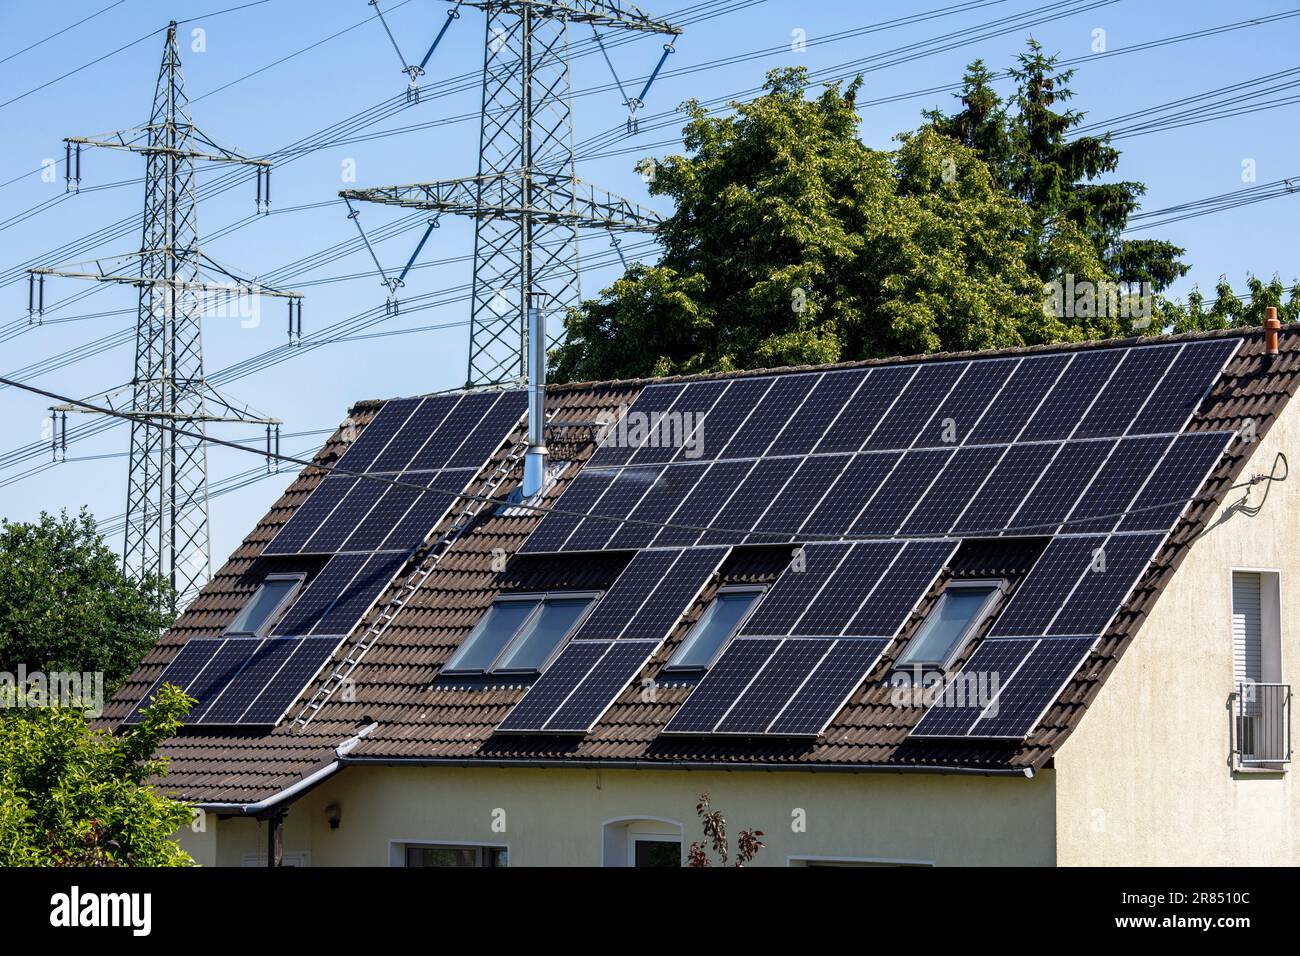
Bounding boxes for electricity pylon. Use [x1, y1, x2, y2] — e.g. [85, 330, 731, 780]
[343, 1, 681, 388]
[28, 22, 303, 606]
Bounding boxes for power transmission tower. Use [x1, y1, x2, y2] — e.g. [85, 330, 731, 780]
[28, 22, 304, 607]
[344, 1, 681, 388]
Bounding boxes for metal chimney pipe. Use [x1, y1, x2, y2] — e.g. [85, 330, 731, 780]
[522, 292, 548, 497]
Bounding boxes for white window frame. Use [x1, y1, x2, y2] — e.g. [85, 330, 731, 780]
[601, 817, 683, 867]
[1229, 567, 1287, 772]
[662, 585, 766, 674]
[894, 578, 1008, 672]
[389, 839, 509, 867]
[441, 590, 601, 676]
[224, 572, 306, 638]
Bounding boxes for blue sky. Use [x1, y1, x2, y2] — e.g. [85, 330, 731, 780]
[0, 0, 1296, 568]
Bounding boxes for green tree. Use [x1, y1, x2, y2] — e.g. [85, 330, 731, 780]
[0, 509, 174, 692]
[0, 683, 195, 866]
[1162, 275, 1300, 333]
[926, 40, 1188, 292]
[552, 68, 1106, 383]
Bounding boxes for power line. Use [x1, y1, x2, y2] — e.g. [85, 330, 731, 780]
[0, 0, 128, 67]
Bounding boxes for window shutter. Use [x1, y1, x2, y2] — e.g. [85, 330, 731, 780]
[1232, 571, 1263, 686]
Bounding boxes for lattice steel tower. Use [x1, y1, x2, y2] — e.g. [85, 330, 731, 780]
[29, 23, 303, 605]
[344, 1, 681, 387]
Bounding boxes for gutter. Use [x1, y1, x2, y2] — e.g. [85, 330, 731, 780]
[335, 755, 1035, 778]
[194, 722, 379, 815]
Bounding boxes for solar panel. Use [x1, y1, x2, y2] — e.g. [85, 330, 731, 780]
[862, 362, 967, 451]
[517, 468, 616, 553]
[712, 637, 832, 733]
[271, 553, 371, 636]
[199, 638, 302, 724]
[952, 443, 1057, 536]
[239, 635, 341, 725]
[966, 354, 1070, 444]
[1063, 436, 1171, 534]
[183, 638, 262, 721]
[1020, 350, 1123, 441]
[966, 636, 1096, 738]
[787, 541, 904, 637]
[367, 395, 459, 473]
[767, 370, 863, 457]
[571, 546, 728, 641]
[495, 641, 608, 732]
[799, 452, 899, 537]
[988, 536, 1105, 636]
[337, 471, 435, 552]
[446, 390, 528, 468]
[1006, 439, 1112, 534]
[563, 466, 665, 552]
[900, 445, 1004, 535]
[379, 469, 464, 551]
[678, 376, 774, 463]
[651, 459, 754, 547]
[262, 474, 358, 555]
[541, 639, 659, 732]
[1133, 338, 1239, 434]
[311, 550, 408, 635]
[815, 365, 915, 454]
[739, 543, 853, 636]
[300, 476, 390, 553]
[749, 453, 851, 543]
[1072, 345, 1175, 439]
[1046, 532, 1162, 635]
[406, 391, 500, 471]
[605, 464, 708, 550]
[847, 539, 959, 636]
[123, 639, 225, 723]
[909, 638, 1038, 737]
[913, 358, 1015, 447]
[698, 456, 801, 546]
[1117, 431, 1231, 532]
[662, 638, 781, 734]
[718, 375, 810, 459]
[765, 638, 889, 736]
[850, 448, 953, 535]
[585, 383, 685, 468]
[630, 380, 728, 465]
[333, 397, 421, 472]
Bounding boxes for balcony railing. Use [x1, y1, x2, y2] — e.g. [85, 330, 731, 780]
[1232, 682, 1292, 768]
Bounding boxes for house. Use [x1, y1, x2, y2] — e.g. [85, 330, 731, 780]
[106, 322, 1299, 867]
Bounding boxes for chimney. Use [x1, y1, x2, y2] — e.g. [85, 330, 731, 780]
[1265, 306, 1280, 357]
[522, 292, 548, 498]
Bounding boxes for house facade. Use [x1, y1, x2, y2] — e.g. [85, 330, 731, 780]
[108, 326, 1298, 866]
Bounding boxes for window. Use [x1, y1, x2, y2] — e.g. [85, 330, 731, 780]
[443, 593, 597, 674]
[664, 587, 764, 671]
[225, 573, 304, 637]
[895, 580, 1005, 671]
[633, 839, 681, 868]
[1231, 570, 1288, 768]
[404, 844, 506, 867]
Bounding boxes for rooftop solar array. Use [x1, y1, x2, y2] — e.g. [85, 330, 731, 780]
[122, 635, 341, 726]
[910, 532, 1167, 739]
[266, 390, 526, 556]
[519, 339, 1239, 552]
[496, 547, 729, 733]
[501, 339, 1240, 743]
[664, 540, 955, 737]
[130, 390, 529, 731]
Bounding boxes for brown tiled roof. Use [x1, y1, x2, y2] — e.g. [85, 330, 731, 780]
[105, 325, 1300, 805]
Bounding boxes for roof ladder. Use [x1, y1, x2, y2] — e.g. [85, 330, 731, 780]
[290, 432, 531, 731]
